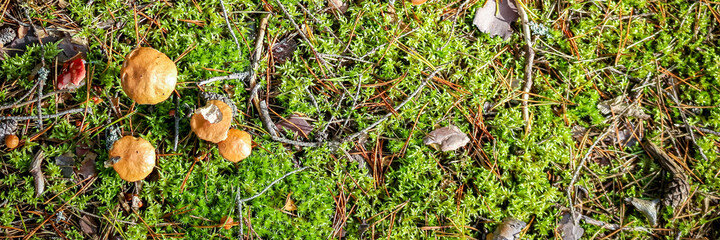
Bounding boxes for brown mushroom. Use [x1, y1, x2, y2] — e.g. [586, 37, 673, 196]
[5, 134, 19, 149]
[191, 100, 233, 143]
[217, 129, 252, 163]
[120, 47, 177, 104]
[108, 136, 156, 182]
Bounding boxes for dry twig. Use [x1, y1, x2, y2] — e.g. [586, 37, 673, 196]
[237, 167, 308, 238]
[515, 0, 535, 133]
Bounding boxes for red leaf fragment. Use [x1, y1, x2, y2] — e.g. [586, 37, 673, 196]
[57, 57, 86, 90]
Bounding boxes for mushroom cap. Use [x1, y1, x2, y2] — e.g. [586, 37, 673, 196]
[191, 100, 233, 143]
[109, 136, 156, 182]
[218, 129, 252, 163]
[120, 47, 177, 104]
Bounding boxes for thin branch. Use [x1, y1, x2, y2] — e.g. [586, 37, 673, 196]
[0, 108, 86, 121]
[342, 67, 444, 142]
[274, 0, 332, 74]
[516, 0, 535, 133]
[0, 89, 74, 110]
[567, 118, 617, 224]
[196, 72, 250, 86]
[237, 167, 308, 238]
[25, 9, 47, 129]
[0, 83, 39, 110]
[218, 0, 241, 55]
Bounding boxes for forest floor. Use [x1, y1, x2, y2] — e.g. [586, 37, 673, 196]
[1, 0, 719, 239]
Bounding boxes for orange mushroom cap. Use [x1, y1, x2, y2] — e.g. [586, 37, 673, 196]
[109, 136, 156, 182]
[191, 100, 233, 143]
[120, 47, 177, 104]
[218, 129, 252, 163]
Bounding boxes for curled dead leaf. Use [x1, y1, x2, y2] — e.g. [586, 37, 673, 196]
[558, 211, 584, 240]
[625, 197, 659, 226]
[597, 95, 650, 120]
[283, 193, 298, 211]
[30, 150, 46, 197]
[424, 125, 470, 151]
[473, 0, 519, 40]
[276, 114, 314, 137]
[489, 217, 526, 240]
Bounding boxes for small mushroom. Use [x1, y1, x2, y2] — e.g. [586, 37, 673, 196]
[191, 100, 233, 143]
[5, 134, 19, 149]
[107, 136, 156, 182]
[217, 129, 252, 163]
[120, 47, 177, 104]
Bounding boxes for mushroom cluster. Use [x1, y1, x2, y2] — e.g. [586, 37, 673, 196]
[190, 97, 253, 162]
[105, 47, 254, 182]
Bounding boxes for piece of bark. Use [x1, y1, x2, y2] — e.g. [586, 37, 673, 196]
[29, 149, 46, 197]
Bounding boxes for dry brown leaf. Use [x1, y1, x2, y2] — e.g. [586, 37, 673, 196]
[29, 150, 46, 197]
[77, 152, 97, 180]
[328, 0, 348, 13]
[276, 114, 314, 137]
[272, 36, 298, 65]
[283, 193, 298, 211]
[424, 125, 470, 151]
[55, 152, 75, 178]
[558, 212, 584, 240]
[625, 197, 659, 226]
[489, 217, 526, 240]
[79, 215, 98, 236]
[472, 0, 519, 40]
[597, 96, 650, 119]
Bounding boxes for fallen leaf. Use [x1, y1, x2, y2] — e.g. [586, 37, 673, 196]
[283, 193, 297, 211]
[490, 217, 526, 240]
[76, 143, 91, 156]
[411, 0, 428, 5]
[423, 125, 470, 151]
[220, 216, 234, 230]
[272, 35, 298, 65]
[29, 150, 46, 197]
[597, 96, 650, 119]
[558, 211, 584, 240]
[17, 26, 28, 40]
[77, 152, 97, 180]
[56, 35, 89, 62]
[79, 215, 97, 235]
[328, 0, 348, 13]
[472, 0, 519, 40]
[55, 152, 76, 178]
[276, 114, 314, 137]
[625, 197, 659, 226]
